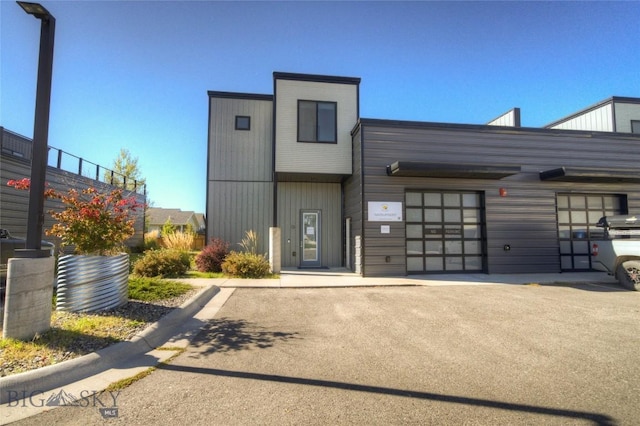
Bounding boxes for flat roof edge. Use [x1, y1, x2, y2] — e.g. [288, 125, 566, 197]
[358, 118, 640, 139]
[208, 91, 273, 101]
[273, 71, 361, 85]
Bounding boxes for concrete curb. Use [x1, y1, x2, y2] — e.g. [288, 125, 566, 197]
[0, 284, 220, 405]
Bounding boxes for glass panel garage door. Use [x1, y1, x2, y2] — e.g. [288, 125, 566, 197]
[557, 194, 627, 271]
[406, 191, 486, 273]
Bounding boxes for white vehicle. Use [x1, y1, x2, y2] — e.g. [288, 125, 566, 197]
[591, 215, 640, 291]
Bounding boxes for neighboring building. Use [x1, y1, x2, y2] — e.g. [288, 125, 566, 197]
[545, 96, 640, 133]
[147, 207, 205, 235]
[206, 73, 640, 276]
[487, 108, 521, 127]
[0, 127, 146, 249]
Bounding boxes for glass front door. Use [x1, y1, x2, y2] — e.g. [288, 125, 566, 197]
[300, 210, 321, 268]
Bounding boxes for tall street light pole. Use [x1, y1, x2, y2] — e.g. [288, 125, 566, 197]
[16, 1, 55, 257]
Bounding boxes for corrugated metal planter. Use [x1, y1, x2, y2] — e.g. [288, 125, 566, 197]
[56, 253, 129, 312]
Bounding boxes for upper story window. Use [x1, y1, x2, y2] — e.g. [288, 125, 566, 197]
[632, 120, 640, 134]
[298, 100, 337, 143]
[235, 116, 251, 131]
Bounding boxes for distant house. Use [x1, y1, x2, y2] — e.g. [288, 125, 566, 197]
[147, 208, 206, 235]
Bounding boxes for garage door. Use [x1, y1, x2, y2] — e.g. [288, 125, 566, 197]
[557, 193, 627, 271]
[406, 191, 486, 273]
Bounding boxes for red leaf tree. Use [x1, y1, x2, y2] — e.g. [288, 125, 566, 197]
[8, 178, 144, 255]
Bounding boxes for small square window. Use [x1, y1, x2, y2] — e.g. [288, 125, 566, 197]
[235, 116, 250, 130]
[631, 120, 640, 134]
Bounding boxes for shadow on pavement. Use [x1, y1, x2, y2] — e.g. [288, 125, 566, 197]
[156, 364, 615, 426]
[187, 317, 301, 356]
[535, 282, 629, 293]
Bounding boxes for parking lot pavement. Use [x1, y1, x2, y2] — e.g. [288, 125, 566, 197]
[11, 283, 640, 425]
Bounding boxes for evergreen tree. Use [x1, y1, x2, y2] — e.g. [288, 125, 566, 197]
[105, 148, 146, 191]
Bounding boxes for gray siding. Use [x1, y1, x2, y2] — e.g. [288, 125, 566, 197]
[208, 97, 273, 181]
[344, 127, 364, 272]
[207, 95, 274, 251]
[614, 102, 640, 133]
[359, 121, 640, 276]
[277, 182, 342, 267]
[207, 182, 273, 252]
[1, 154, 145, 250]
[1, 128, 33, 159]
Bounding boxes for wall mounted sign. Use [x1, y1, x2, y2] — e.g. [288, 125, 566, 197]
[368, 202, 403, 222]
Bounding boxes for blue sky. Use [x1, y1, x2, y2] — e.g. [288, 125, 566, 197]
[2, 1, 639, 214]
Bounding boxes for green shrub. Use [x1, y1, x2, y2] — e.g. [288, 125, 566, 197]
[195, 238, 229, 272]
[144, 238, 160, 251]
[128, 276, 192, 301]
[144, 230, 161, 249]
[132, 249, 191, 278]
[221, 251, 271, 278]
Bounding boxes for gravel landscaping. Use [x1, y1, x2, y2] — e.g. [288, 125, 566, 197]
[0, 287, 198, 377]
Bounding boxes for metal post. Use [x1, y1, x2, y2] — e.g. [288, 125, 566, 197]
[17, 1, 56, 257]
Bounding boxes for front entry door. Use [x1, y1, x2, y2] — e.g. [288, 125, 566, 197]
[300, 210, 321, 268]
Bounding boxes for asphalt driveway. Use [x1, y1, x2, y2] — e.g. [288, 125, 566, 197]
[13, 282, 640, 425]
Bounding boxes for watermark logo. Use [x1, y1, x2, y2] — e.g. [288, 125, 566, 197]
[100, 407, 119, 418]
[45, 389, 79, 406]
[6, 389, 120, 417]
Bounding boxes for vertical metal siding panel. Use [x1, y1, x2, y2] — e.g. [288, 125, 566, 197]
[278, 182, 341, 267]
[208, 182, 272, 252]
[359, 123, 640, 276]
[210, 97, 272, 182]
[550, 104, 613, 132]
[487, 110, 517, 127]
[207, 95, 274, 252]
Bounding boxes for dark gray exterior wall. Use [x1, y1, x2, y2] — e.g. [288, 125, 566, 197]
[355, 120, 640, 277]
[344, 126, 364, 273]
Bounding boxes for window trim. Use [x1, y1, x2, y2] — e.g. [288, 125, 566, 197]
[297, 100, 337, 144]
[235, 115, 251, 131]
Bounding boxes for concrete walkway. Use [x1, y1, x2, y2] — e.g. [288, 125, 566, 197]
[0, 270, 621, 424]
[195, 268, 620, 288]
